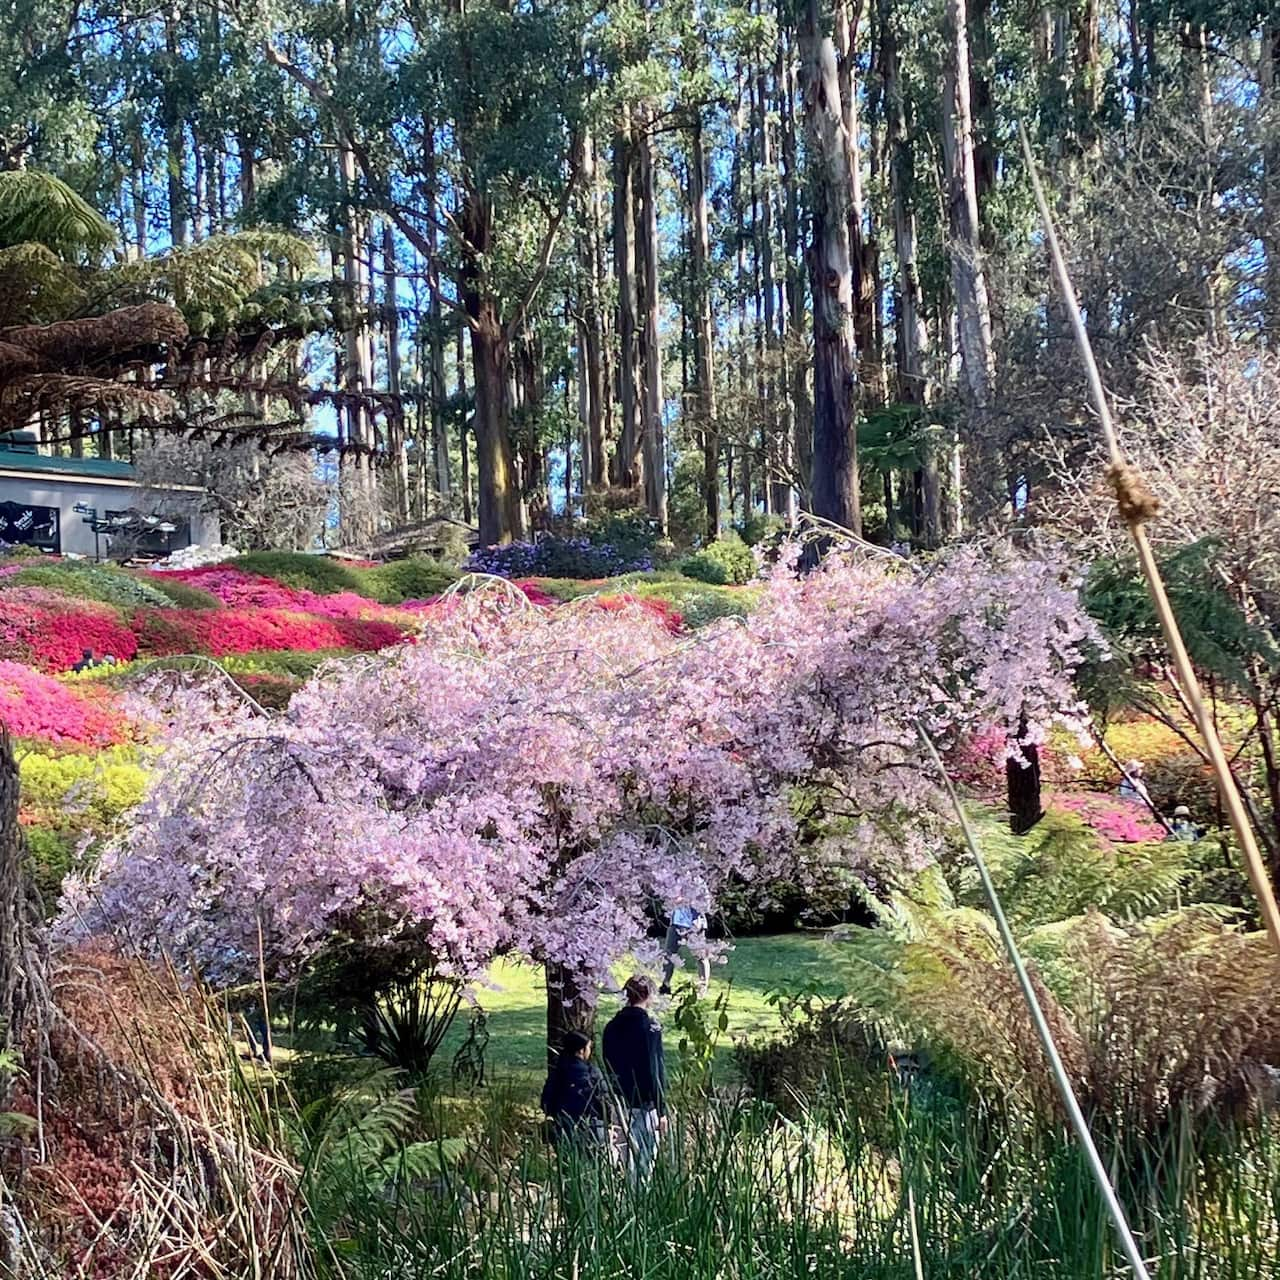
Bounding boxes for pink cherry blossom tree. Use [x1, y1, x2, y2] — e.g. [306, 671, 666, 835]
[62, 543, 1098, 1052]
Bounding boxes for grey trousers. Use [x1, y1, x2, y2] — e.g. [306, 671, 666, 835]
[661, 923, 711, 990]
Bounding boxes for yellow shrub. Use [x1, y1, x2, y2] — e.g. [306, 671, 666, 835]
[18, 745, 149, 830]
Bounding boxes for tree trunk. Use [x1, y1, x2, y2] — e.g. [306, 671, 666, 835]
[424, 130, 451, 507]
[940, 0, 994, 412]
[458, 325, 472, 527]
[689, 115, 720, 538]
[613, 115, 642, 490]
[468, 312, 518, 545]
[238, 132, 256, 213]
[0, 731, 47, 1066]
[1007, 744, 1044, 834]
[461, 191, 520, 545]
[835, 0, 879, 403]
[130, 125, 149, 258]
[968, 0, 996, 231]
[779, 15, 812, 506]
[1264, 29, 1280, 341]
[883, 0, 939, 545]
[800, 0, 860, 536]
[577, 132, 608, 492]
[1072, 0, 1101, 155]
[338, 143, 377, 544]
[162, 7, 188, 247]
[382, 225, 410, 522]
[636, 111, 667, 532]
[545, 961, 596, 1068]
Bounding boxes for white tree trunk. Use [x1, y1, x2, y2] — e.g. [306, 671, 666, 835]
[941, 0, 994, 410]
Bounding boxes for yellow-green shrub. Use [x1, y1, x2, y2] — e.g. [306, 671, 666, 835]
[18, 745, 149, 830]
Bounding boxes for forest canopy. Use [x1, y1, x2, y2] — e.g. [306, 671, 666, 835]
[1, 0, 1273, 556]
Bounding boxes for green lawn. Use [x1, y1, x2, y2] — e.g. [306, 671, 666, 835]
[436, 932, 844, 1094]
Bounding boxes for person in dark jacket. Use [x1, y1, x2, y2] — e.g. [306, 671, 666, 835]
[602, 974, 666, 1180]
[540, 1030, 610, 1148]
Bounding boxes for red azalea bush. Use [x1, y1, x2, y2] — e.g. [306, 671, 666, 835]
[0, 595, 138, 672]
[198, 609, 338, 655]
[329, 616, 407, 649]
[0, 661, 126, 745]
[132, 606, 410, 657]
[597, 593, 684, 634]
[512, 579, 558, 607]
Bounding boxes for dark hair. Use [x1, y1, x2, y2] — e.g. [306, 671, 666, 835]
[558, 1030, 591, 1064]
[624, 974, 655, 1006]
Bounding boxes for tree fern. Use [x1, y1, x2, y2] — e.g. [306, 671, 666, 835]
[104, 230, 315, 330]
[825, 809, 1261, 1132]
[0, 170, 115, 258]
[0, 242, 84, 325]
[954, 806, 1193, 927]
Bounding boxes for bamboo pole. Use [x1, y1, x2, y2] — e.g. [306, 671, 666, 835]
[918, 725, 1152, 1280]
[1018, 124, 1280, 959]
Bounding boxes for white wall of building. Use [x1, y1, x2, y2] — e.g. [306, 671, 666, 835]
[0, 470, 219, 558]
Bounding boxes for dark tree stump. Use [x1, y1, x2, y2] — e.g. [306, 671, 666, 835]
[1006, 742, 1044, 835]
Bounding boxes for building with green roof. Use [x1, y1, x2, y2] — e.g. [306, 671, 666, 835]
[0, 432, 219, 559]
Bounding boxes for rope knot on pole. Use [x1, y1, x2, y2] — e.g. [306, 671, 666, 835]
[1105, 461, 1160, 527]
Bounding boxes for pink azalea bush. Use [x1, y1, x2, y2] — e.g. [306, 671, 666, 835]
[68, 543, 1098, 990]
[0, 662, 126, 746]
[1050, 791, 1166, 843]
[154, 566, 298, 609]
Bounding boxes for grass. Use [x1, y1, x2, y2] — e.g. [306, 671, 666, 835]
[433, 933, 842, 1095]
[298, 1082, 1280, 1280]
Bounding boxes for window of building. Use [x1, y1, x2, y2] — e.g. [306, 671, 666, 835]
[105, 510, 192, 556]
[0, 500, 59, 551]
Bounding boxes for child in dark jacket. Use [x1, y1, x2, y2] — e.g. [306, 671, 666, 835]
[540, 1031, 610, 1148]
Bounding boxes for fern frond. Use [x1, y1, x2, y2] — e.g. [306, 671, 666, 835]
[956, 806, 1194, 927]
[0, 170, 115, 257]
[0, 242, 84, 325]
[106, 230, 316, 320]
[374, 1138, 467, 1185]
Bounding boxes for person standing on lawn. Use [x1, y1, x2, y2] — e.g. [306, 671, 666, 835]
[602, 974, 667, 1181]
[660, 904, 711, 995]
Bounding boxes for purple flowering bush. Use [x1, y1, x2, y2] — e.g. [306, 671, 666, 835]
[466, 536, 653, 580]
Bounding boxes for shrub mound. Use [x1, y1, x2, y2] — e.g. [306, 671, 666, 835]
[6, 561, 172, 609]
[467, 536, 652, 580]
[131, 606, 404, 657]
[680, 534, 757, 585]
[0, 592, 139, 671]
[232, 550, 365, 595]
